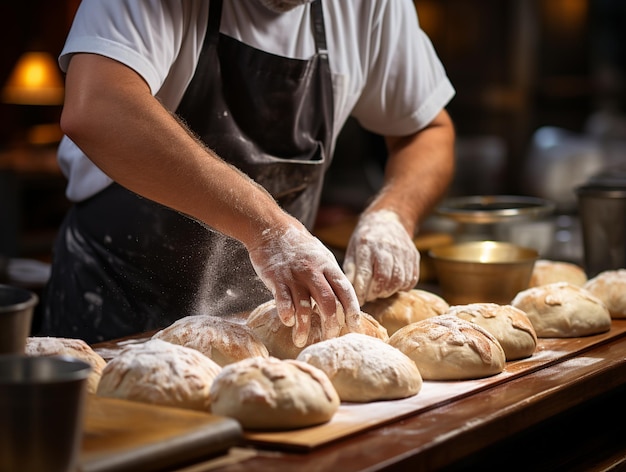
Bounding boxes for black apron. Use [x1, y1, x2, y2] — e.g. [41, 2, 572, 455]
[39, 0, 334, 343]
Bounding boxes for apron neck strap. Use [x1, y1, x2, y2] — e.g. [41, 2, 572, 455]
[207, 0, 327, 54]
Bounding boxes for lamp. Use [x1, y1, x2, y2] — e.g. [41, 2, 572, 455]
[2, 51, 64, 145]
[2, 51, 64, 105]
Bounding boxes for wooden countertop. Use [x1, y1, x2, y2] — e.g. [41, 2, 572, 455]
[184, 323, 626, 472]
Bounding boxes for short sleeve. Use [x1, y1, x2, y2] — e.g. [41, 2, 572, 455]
[351, 0, 455, 136]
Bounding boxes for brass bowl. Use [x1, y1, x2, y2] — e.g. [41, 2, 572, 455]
[429, 241, 538, 306]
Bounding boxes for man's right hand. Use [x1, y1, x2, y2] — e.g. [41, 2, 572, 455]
[247, 223, 361, 348]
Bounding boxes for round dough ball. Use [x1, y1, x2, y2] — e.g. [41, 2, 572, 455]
[25, 336, 107, 394]
[446, 303, 537, 361]
[388, 314, 506, 380]
[152, 314, 269, 366]
[246, 300, 388, 359]
[97, 339, 221, 411]
[511, 282, 611, 337]
[296, 333, 422, 402]
[209, 356, 339, 430]
[362, 289, 449, 336]
[584, 269, 626, 319]
[529, 259, 587, 288]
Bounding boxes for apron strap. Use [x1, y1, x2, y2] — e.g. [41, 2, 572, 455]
[207, 0, 327, 54]
[207, 0, 223, 44]
[310, 0, 328, 55]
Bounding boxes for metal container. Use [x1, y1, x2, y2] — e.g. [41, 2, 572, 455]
[576, 171, 626, 277]
[0, 355, 92, 472]
[0, 284, 38, 354]
[435, 195, 556, 256]
[429, 241, 538, 306]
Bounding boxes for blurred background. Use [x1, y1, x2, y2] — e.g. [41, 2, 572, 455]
[1, 0, 625, 280]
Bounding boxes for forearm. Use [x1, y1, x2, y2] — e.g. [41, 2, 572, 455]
[366, 109, 456, 235]
[61, 54, 292, 249]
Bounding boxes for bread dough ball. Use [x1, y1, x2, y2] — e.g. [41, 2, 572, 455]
[209, 356, 339, 430]
[152, 315, 269, 366]
[97, 339, 221, 411]
[296, 333, 422, 402]
[362, 289, 449, 336]
[446, 303, 537, 361]
[584, 269, 626, 319]
[25, 336, 107, 394]
[511, 282, 611, 337]
[246, 299, 388, 359]
[529, 259, 587, 288]
[388, 314, 506, 380]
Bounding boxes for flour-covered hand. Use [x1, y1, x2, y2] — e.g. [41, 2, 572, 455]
[343, 209, 420, 305]
[248, 224, 360, 347]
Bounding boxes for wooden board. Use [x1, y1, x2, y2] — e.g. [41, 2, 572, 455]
[243, 320, 626, 451]
[79, 396, 243, 472]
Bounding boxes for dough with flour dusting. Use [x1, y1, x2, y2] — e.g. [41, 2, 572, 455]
[296, 332, 422, 402]
[246, 299, 388, 359]
[529, 259, 587, 287]
[209, 356, 339, 430]
[583, 269, 626, 319]
[152, 314, 268, 366]
[446, 303, 537, 360]
[362, 289, 449, 336]
[96, 339, 221, 411]
[511, 282, 611, 337]
[26, 336, 107, 394]
[388, 314, 506, 380]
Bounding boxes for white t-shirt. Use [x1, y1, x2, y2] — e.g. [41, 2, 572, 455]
[57, 0, 455, 201]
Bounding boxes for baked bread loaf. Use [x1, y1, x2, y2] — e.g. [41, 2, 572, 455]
[388, 314, 506, 380]
[529, 259, 587, 287]
[209, 356, 339, 430]
[152, 314, 269, 366]
[246, 299, 388, 359]
[25, 336, 107, 394]
[583, 269, 626, 319]
[296, 333, 422, 402]
[96, 339, 221, 411]
[362, 289, 449, 336]
[446, 303, 537, 360]
[511, 282, 611, 337]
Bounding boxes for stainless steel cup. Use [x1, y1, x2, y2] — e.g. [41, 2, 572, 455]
[576, 184, 626, 278]
[0, 284, 38, 354]
[0, 355, 92, 472]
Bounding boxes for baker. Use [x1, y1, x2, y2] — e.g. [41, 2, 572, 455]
[38, 0, 456, 344]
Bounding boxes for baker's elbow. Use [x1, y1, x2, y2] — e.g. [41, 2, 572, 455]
[59, 104, 88, 143]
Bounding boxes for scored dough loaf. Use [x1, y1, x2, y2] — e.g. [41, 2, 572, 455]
[446, 303, 538, 361]
[362, 289, 450, 336]
[388, 314, 506, 380]
[25, 336, 107, 394]
[583, 269, 626, 319]
[296, 332, 422, 402]
[246, 299, 388, 359]
[152, 314, 269, 366]
[511, 282, 612, 337]
[209, 356, 340, 430]
[96, 339, 222, 411]
[529, 259, 588, 288]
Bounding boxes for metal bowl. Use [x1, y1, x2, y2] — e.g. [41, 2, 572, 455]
[429, 241, 538, 306]
[436, 195, 555, 224]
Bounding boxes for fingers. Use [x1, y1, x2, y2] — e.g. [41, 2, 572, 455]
[292, 309, 311, 348]
[274, 284, 296, 327]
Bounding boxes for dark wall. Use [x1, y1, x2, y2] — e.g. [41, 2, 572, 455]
[0, 1, 78, 148]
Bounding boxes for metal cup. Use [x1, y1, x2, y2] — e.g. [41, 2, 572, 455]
[0, 284, 38, 354]
[0, 355, 92, 472]
[576, 184, 626, 278]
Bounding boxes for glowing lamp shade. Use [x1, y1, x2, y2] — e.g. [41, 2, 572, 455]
[2, 52, 64, 105]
